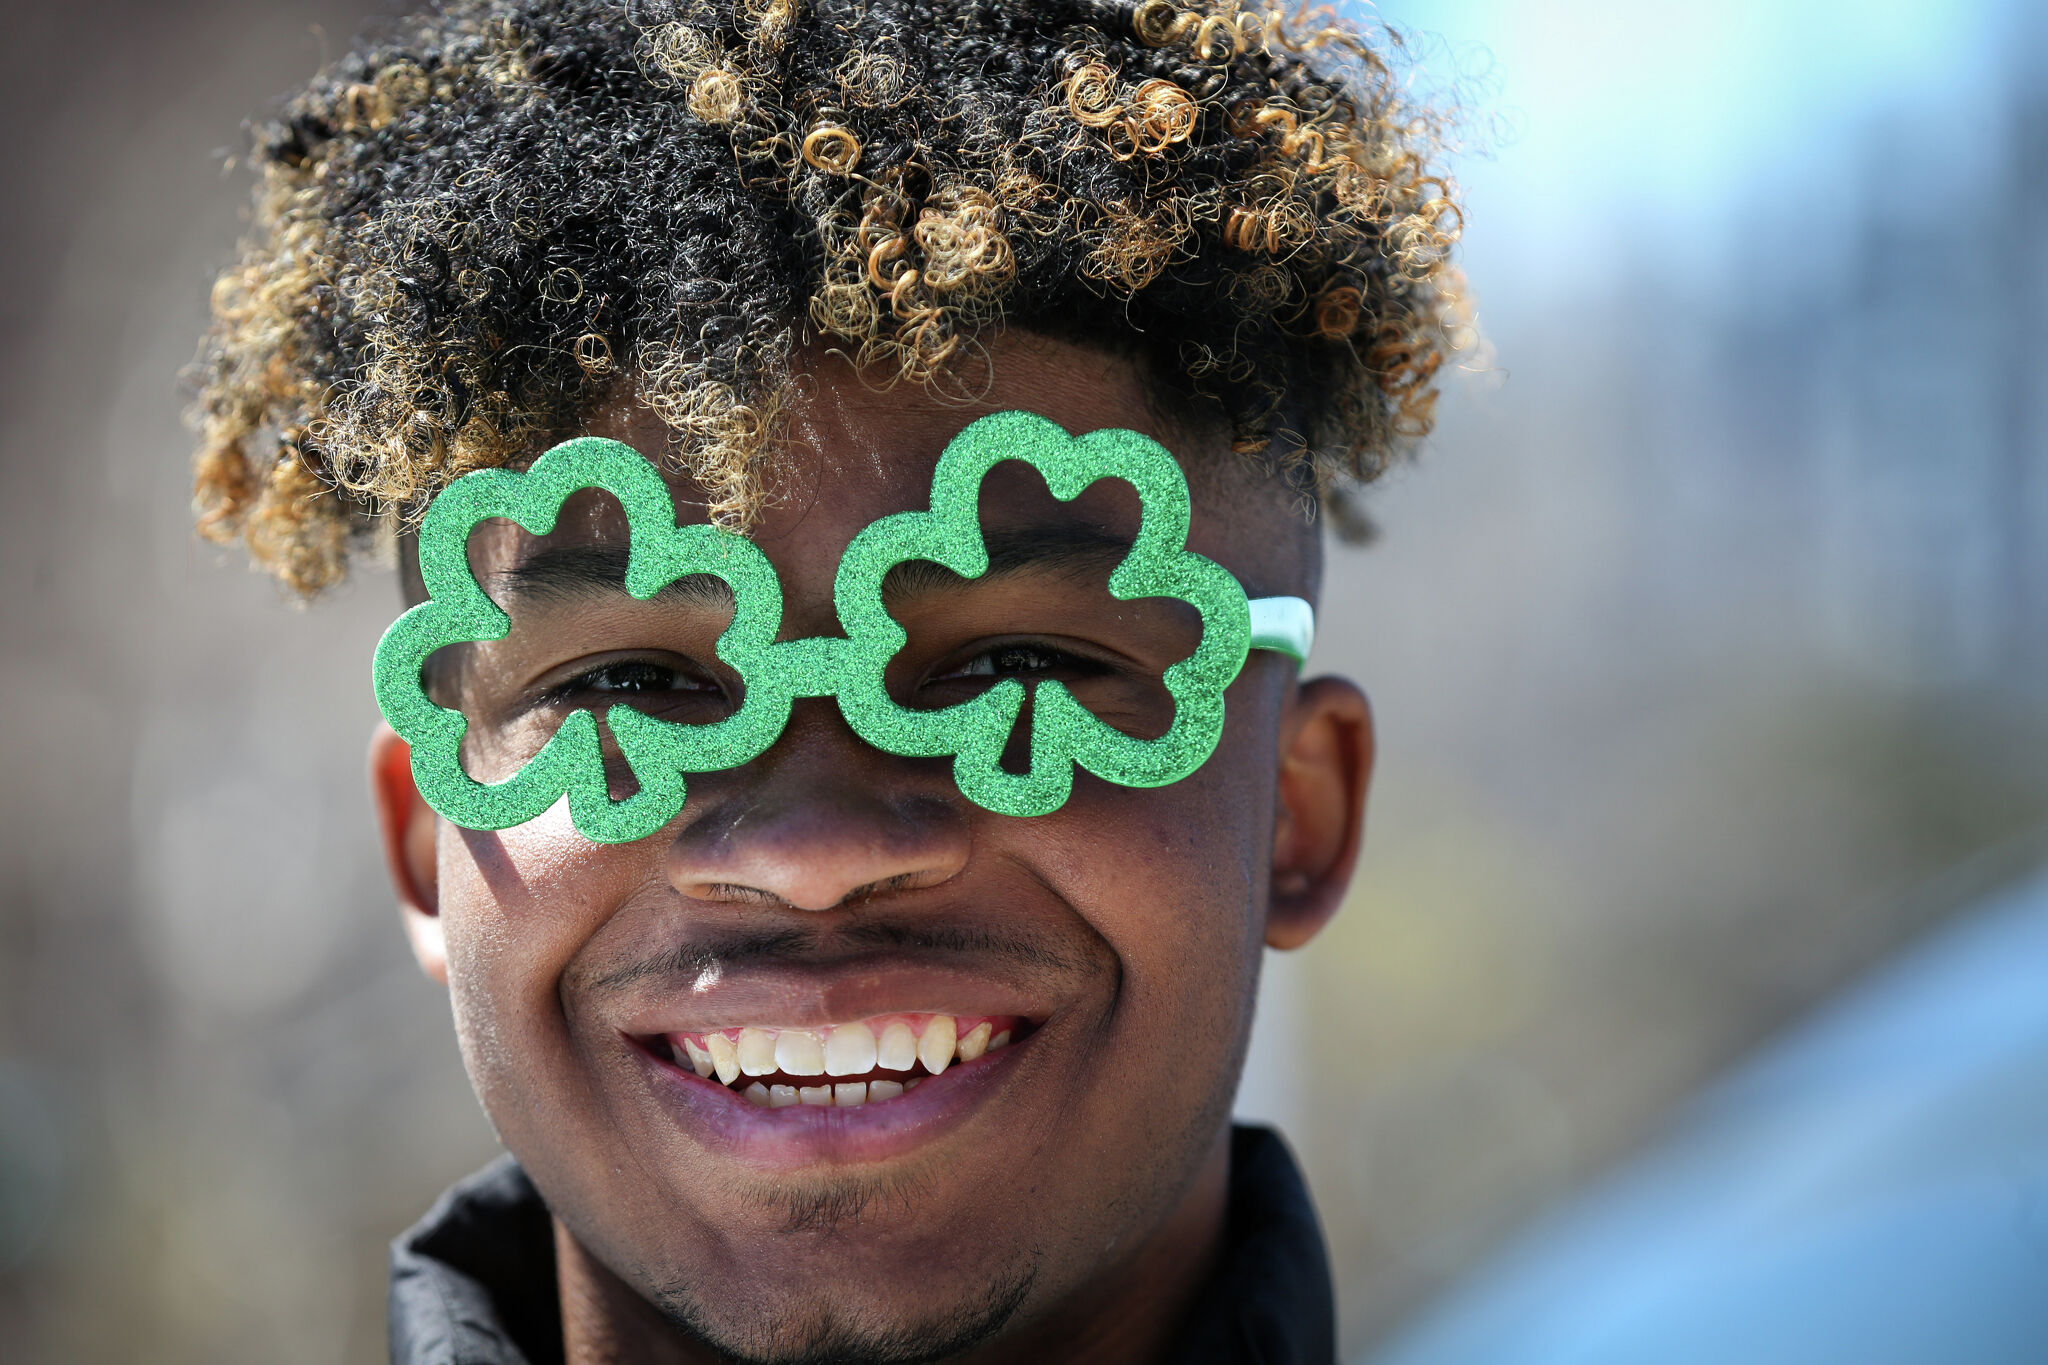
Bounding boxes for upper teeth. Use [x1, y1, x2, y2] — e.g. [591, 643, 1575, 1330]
[824, 1023, 878, 1075]
[666, 1014, 1015, 1105]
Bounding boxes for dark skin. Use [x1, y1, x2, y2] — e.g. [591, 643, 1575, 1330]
[370, 334, 1373, 1365]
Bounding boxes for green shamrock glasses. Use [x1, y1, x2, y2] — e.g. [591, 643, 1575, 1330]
[374, 410, 1315, 843]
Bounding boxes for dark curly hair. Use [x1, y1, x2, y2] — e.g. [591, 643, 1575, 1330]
[190, 0, 1467, 596]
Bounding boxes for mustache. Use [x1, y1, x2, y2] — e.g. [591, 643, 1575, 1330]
[581, 918, 1096, 996]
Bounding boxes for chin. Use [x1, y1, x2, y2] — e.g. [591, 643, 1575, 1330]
[641, 1254, 1038, 1365]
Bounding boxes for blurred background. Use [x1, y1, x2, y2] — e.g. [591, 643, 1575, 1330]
[2, 1, 2045, 1361]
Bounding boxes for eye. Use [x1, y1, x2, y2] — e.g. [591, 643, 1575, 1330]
[546, 657, 725, 702]
[929, 641, 1108, 684]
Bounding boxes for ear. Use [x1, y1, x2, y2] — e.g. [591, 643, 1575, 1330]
[369, 724, 448, 985]
[1266, 676, 1373, 950]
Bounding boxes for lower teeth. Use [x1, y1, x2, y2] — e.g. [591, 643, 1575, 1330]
[738, 1076, 923, 1107]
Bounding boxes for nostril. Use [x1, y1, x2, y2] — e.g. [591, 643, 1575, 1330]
[673, 881, 790, 906]
[839, 866, 961, 906]
[663, 786, 970, 910]
[770, 862, 961, 913]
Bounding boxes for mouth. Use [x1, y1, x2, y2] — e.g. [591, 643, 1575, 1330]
[634, 1013, 1034, 1109]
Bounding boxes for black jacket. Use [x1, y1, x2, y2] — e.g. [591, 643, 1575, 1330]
[389, 1124, 1337, 1365]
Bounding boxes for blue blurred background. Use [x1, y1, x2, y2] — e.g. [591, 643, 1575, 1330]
[1, 1, 2044, 1360]
[1368, 847, 2048, 1365]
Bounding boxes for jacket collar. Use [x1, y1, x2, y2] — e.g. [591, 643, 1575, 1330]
[389, 1124, 1334, 1365]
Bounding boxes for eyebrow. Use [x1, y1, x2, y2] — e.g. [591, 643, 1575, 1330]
[881, 521, 1134, 599]
[490, 543, 737, 610]
[488, 522, 1135, 609]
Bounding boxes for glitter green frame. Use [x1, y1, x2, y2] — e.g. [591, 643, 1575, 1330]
[373, 411, 1312, 842]
[831, 410, 1249, 815]
[371, 437, 793, 844]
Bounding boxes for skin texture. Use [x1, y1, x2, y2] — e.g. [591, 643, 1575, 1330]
[370, 334, 1374, 1365]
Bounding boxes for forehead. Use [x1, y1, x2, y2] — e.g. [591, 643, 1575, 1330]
[463, 335, 1312, 601]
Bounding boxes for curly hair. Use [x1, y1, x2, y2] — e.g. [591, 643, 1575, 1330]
[190, 0, 1466, 596]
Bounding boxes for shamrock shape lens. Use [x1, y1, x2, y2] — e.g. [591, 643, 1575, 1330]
[373, 412, 1314, 843]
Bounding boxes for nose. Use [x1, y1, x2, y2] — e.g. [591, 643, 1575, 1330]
[663, 704, 971, 911]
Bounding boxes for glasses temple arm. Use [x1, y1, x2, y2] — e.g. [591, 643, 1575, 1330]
[1246, 595, 1315, 668]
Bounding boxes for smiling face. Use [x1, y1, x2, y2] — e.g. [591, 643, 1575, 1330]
[372, 335, 1373, 1363]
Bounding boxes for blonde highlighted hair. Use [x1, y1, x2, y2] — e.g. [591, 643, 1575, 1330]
[191, 0, 1467, 595]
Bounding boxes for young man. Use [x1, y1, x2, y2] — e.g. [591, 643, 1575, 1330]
[190, 3, 1462, 1361]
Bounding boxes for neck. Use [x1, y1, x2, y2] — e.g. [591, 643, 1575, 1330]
[556, 1127, 1233, 1365]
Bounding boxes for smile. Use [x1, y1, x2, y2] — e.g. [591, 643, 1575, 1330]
[644, 1014, 1026, 1108]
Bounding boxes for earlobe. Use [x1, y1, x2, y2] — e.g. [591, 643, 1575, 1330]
[1266, 676, 1373, 951]
[369, 724, 449, 985]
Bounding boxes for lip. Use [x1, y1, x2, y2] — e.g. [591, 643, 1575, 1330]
[629, 1025, 1029, 1169]
[613, 957, 1054, 1037]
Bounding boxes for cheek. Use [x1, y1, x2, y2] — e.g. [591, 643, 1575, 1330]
[1040, 705, 1276, 1070]
[1097, 666, 1279, 954]
[1080, 668, 1284, 1062]
[436, 803, 643, 1125]
[1111, 785, 1262, 1028]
